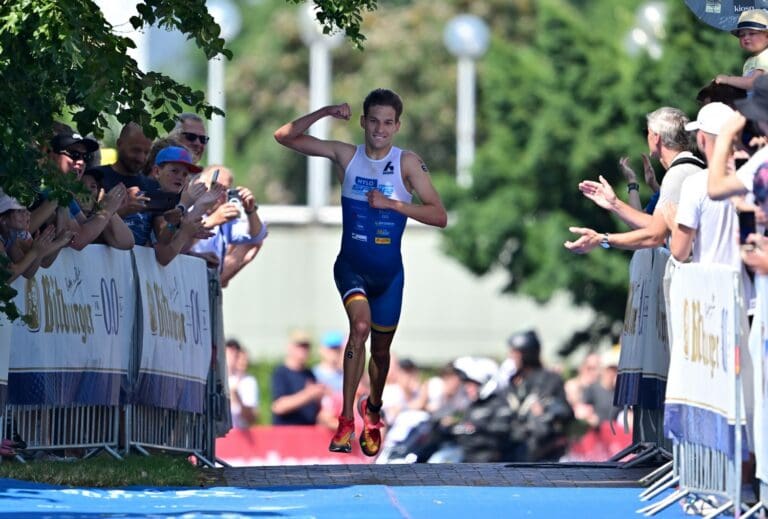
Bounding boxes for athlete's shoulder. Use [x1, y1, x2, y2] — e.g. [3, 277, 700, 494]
[335, 141, 359, 170]
[400, 149, 429, 174]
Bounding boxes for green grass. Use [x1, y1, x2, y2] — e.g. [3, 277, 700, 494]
[0, 453, 213, 488]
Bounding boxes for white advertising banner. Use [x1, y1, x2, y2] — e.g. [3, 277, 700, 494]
[134, 247, 211, 413]
[615, 247, 670, 408]
[7, 245, 134, 406]
[665, 263, 740, 459]
[751, 274, 768, 482]
[0, 310, 10, 409]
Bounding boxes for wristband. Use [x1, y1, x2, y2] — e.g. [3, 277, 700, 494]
[627, 182, 640, 193]
[245, 204, 258, 215]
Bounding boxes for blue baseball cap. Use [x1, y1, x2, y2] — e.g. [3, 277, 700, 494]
[321, 331, 344, 349]
[154, 146, 202, 173]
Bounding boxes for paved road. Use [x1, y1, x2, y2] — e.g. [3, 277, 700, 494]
[214, 461, 654, 489]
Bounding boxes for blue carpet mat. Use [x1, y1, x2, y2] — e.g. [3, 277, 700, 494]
[0, 478, 704, 517]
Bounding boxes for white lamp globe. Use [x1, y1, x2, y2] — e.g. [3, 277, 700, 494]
[444, 14, 491, 60]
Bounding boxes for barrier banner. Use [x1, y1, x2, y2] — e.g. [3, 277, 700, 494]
[615, 247, 670, 408]
[0, 311, 10, 410]
[216, 426, 373, 466]
[7, 246, 133, 406]
[751, 274, 768, 482]
[134, 247, 211, 413]
[665, 263, 740, 458]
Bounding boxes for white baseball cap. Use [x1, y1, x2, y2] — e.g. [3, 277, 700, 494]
[0, 190, 25, 214]
[684, 102, 735, 135]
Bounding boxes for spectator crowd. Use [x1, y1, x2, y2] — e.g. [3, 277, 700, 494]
[223, 327, 627, 464]
[0, 114, 267, 287]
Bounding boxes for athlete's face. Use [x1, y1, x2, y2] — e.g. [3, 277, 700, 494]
[361, 105, 400, 152]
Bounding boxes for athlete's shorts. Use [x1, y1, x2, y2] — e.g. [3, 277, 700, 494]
[333, 254, 404, 333]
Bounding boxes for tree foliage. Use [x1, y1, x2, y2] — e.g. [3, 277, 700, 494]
[444, 0, 742, 346]
[0, 0, 226, 201]
[286, 0, 377, 48]
[0, 0, 374, 320]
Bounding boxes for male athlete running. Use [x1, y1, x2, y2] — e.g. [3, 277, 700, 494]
[274, 88, 447, 455]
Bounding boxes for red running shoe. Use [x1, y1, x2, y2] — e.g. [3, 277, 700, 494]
[357, 396, 384, 457]
[328, 415, 355, 453]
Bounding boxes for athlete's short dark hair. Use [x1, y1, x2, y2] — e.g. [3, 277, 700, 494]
[363, 88, 403, 121]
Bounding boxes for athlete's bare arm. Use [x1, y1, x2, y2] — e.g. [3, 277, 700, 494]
[367, 151, 447, 228]
[274, 104, 357, 178]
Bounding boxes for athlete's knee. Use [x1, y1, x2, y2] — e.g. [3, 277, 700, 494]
[349, 317, 371, 343]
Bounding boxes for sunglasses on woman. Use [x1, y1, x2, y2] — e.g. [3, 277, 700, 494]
[58, 149, 92, 162]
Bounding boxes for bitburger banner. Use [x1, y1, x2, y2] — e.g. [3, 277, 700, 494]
[665, 263, 742, 458]
[133, 247, 211, 413]
[8, 245, 134, 406]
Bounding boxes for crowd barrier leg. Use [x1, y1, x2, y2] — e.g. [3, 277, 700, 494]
[638, 488, 689, 516]
[205, 268, 232, 468]
[609, 408, 672, 469]
[740, 481, 767, 518]
[639, 471, 679, 502]
[639, 459, 674, 488]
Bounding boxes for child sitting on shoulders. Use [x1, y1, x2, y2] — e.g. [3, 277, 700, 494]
[716, 9, 768, 94]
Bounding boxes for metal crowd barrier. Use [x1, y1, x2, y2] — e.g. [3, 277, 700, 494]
[1, 248, 228, 465]
[4, 404, 122, 461]
[126, 404, 210, 466]
[123, 265, 225, 466]
[638, 266, 744, 518]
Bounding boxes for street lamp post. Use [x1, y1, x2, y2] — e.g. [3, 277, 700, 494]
[299, 3, 344, 216]
[207, 0, 242, 165]
[444, 15, 490, 189]
[624, 1, 667, 60]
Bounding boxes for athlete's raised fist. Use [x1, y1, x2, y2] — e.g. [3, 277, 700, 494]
[326, 103, 351, 120]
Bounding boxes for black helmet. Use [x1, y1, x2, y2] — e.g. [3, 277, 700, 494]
[507, 330, 540, 352]
[507, 330, 542, 368]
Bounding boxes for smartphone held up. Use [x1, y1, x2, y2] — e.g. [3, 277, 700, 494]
[739, 210, 757, 251]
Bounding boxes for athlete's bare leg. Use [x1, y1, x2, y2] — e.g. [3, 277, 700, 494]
[366, 329, 395, 422]
[341, 297, 371, 420]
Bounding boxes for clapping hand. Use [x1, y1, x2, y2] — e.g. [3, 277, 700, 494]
[641, 154, 660, 193]
[564, 227, 600, 254]
[579, 176, 617, 211]
[618, 156, 637, 183]
[102, 183, 127, 215]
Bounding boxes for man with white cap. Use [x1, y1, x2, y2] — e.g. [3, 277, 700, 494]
[708, 76, 768, 273]
[671, 102, 748, 271]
